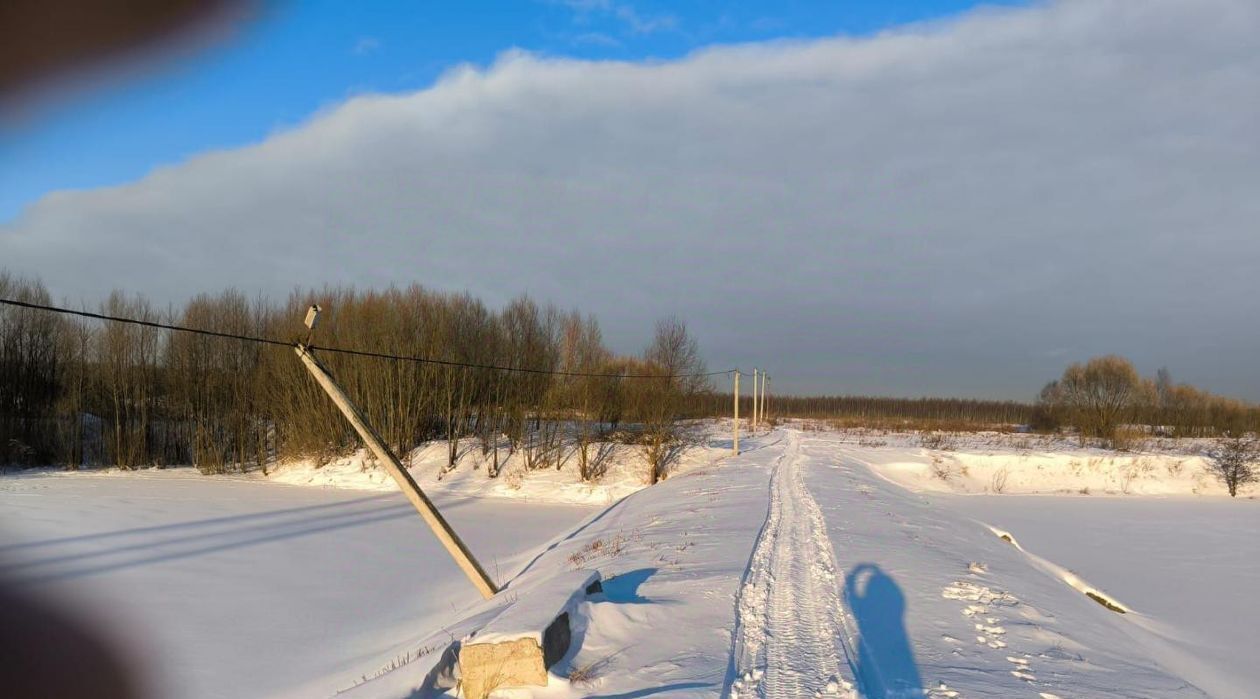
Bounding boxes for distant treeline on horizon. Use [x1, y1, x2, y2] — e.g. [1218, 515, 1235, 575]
[693, 359, 1260, 443]
[689, 393, 1031, 428]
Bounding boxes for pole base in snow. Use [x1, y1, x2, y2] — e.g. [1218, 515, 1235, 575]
[458, 571, 601, 699]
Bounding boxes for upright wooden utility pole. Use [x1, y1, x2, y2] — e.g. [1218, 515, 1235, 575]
[757, 370, 764, 429]
[752, 369, 760, 430]
[295, 342, 499, 600]
[757, 372, 765, 429]
[760, 370, 766, 428]
[732, 371, 740, 456]
[756, 377, 766, 425]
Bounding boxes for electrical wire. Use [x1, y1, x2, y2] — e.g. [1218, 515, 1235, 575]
[0, 297, 735, 379]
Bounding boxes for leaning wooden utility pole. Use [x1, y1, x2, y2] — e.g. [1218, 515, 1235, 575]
[732, 371, 740, 456]
[294, 310, 498, 600]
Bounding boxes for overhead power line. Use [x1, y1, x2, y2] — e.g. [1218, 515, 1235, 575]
[0, 297, 733, 379]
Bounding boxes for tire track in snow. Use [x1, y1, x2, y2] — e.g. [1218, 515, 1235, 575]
[730, 432, 858, 698]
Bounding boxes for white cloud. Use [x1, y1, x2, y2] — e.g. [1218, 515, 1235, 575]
[554, 0, 678, 35]
[572, 32, 621, 48]
[3, 0, 1259, 398]
[352, 36, 381, 55]
[611, 5, 677, 34]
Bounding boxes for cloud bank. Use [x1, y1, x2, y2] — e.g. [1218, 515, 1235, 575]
[3, 0, 1259, 398]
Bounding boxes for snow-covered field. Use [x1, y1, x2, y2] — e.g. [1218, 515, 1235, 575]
[934, 496, 1260, 699]
[0, 471, 598, 698]
[827, 429, 1250, 497]
[2, 426, 1254, 698]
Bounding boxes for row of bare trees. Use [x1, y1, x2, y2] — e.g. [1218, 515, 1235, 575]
[1035, 355, 1260, 445]
[0, 271, 708, 479]
[688, 392, 1033, 429]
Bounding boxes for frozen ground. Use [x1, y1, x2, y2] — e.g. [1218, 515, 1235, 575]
[934, 495, 1260, 699]
[0, 471, 597, 698]
[2, 427, 1251, 698]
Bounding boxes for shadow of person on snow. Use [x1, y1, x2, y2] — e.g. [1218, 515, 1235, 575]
[844, 563, 924, 698]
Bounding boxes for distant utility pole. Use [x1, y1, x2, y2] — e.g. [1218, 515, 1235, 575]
[751, 369, 759, 430]
[295, 307, 498, 600]
[756, 369, 765, 430]
[757, 372, 766, 429]
[756, 377, 766, 425]
[733, 371, 740, 456]
[758, 371, 765, 429]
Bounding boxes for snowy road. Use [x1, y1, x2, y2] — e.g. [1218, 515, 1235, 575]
[724, 430, 1205, 699]
[808, 437, 1212, 699]
[731, 432, 857, 698]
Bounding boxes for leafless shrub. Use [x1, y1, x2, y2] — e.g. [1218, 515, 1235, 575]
[990, 467, 1010, 494]
[1119, 467, 1137, 495]
[919, 431, 957, 451]
[567, 534, 627, 568]
[568, 662, 601, 687]
[567, 652, 620, 689]
[1165, 458, 1185, 478]
[1120, 457, 1154, 494]
[1207, 435, 1258, 497]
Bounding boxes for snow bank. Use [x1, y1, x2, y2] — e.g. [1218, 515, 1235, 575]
[814, 427, 1246, 497]
[266, 435, 731, 505]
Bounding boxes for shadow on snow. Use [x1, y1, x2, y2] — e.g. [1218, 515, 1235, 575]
[845, 563, 923, 699]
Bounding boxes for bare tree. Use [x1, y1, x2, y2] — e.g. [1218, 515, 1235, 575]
[558, 312, 610, 481]
[0, 273, 62, 466]
[1207, 434, 1257, 497]
[636, 317, 707, 484]
[98, 291, 162, 469]
[1051, 355, 1153, 446]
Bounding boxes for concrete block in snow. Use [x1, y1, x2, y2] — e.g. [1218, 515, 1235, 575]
[459, 570, 601, 699]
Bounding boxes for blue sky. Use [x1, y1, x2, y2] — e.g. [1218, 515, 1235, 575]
[0, 0, 1022, 225]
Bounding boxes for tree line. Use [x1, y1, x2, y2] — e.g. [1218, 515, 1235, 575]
[705, 393, 1032, 428]
[0, 271, 707, 481]
[6, 267, 1255, 477]
[691, 357, 1258, 443]
[1034, 355, 1260, 445]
